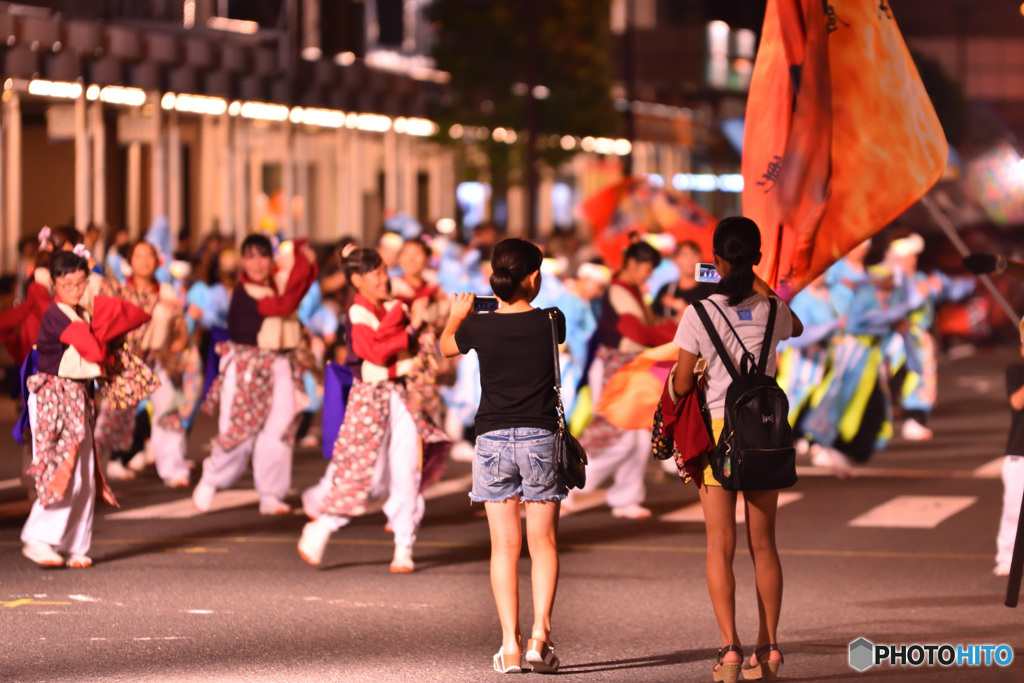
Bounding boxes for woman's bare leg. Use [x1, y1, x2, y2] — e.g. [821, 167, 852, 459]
[699, 484, 742, 663]
[485, 498, 524, 655]
[524, 499, 560, 643]
[744, 489, 783, 664]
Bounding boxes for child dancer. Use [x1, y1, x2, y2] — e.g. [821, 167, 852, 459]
[193, 235, 317, 515]
[298, 247, 449, 573]
[20, 251, 141, 567]
[95, 242, 191, 486]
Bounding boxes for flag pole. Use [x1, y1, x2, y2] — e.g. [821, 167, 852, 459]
[920, 194, 1021, 326]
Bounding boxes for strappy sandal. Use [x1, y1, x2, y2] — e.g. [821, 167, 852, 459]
[525, 639, 559, 673]
[493, 647, 523, 674]
[741, 644, 784, 681]
[713, 645, 743, 683]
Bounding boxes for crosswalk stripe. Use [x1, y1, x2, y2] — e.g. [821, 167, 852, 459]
[105, 474, 476, 521]
[972, 457, 1005, 479]
[795, 465, 999, 480]
[848, 495, 977, 529]
[106, 490, 261, 520]
[660, 492, 804, 524]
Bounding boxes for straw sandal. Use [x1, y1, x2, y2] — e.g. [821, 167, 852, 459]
[525, 639, 560, 673]
[713, 645, 743, 683]
[492, 647, 523, 674]
[741, 644, 784, 681]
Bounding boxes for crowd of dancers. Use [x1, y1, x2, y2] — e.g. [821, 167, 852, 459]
[0, 219, 980, 571]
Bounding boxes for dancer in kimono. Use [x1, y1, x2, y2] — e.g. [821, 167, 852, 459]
[775, 274, 842, 449]
[20, 250, 149, 567]
[94, 241, 192, 487]
[882, 233, 975, 441]
[298, 247, 450, 573]
[802, 250, 920, 475]
[567, 242, 676, 519]
[193, 234, 318, 515]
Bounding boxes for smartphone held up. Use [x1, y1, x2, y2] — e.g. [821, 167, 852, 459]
[473, 296, 500, 313]
[695, 262, 721, 284]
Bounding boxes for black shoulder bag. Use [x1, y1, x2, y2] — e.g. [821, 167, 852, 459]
[548, 310, 587, 489]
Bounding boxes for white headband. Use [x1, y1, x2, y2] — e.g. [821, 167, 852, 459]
[577, 262, 612, 284]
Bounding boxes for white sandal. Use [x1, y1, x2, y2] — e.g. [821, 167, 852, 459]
[493, 647, 523, 674]
[526, 639, 560, 673]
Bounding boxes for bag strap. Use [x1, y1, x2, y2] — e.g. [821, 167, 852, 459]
[692, 301, 740, 381]
[548, 309, 562, 391]
[757, 298, 778, 374]
[548, 310, 567, 430]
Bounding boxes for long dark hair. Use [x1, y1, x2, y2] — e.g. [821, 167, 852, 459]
[489, 238, 543, 302]
[713, 216, 762, 306]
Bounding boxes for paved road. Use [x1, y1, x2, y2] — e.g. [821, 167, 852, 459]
[2, 349, 1022, 682]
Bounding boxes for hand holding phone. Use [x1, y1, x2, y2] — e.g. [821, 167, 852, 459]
[695, 262, 721, 283]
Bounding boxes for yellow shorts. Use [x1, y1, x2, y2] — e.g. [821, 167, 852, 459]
[701, 419, 725, 488]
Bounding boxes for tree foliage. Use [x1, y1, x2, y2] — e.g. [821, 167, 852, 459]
[429, 0, 619, 178]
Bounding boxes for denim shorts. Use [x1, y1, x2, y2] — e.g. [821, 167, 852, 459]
[470, 427, 566, 503]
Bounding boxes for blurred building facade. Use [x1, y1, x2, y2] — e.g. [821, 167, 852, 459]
[0, 0, 767, 272]
[0, 0, 454, 272]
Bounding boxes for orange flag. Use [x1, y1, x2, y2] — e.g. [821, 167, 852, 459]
[743, 0, 947, 296]
[595, 343, 679, 431]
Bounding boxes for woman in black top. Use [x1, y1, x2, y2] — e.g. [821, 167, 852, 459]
[441, 238, 566, 675]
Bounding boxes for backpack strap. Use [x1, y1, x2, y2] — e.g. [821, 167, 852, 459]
[692, 301, 740, 381]
[757, 298, 778, 374]
[707, 299, 758, 376]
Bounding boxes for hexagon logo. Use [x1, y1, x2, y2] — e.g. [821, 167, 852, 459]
[849, 638, 875, 672]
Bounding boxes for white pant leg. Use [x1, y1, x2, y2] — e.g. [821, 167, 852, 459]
[201, 359, 256, 491]
[151, 365, 189, 482]
[997, 455, 1024, 566]
[581, 429, 649, 508]
[251, 357, 296, 501]
[381, 390, 424, 548]
[588, 357, 605, 407]
[21, 417, 97, 556]
[21, 395, 37, 495]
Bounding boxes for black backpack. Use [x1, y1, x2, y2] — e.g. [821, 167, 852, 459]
[692, 298, 798, 491]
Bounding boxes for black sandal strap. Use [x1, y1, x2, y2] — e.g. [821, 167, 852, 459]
[755, 643, 783, 663]
[718, 645, 744, 662]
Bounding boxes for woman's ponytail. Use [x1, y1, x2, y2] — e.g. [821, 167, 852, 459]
[489, 264, 518, 301]
[712, 216, 762, 306]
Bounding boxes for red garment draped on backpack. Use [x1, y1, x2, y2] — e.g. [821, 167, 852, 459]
[742, 0, 947, 297]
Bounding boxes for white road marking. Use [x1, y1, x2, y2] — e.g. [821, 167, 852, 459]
[0, 477, 23, 491]
[106, 490, 261, 520]
[423, 474, 474, 501]
[660, 492, 804, 524]
[68, 595, 99, 603]
[972, 457, 1005, 479]
[186, 609, 214, 615]
[796, 465, 1000, 480]
[106, 475, 475, 521]
[91, 638, 107, 641]
[848, 495, 977, 529]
